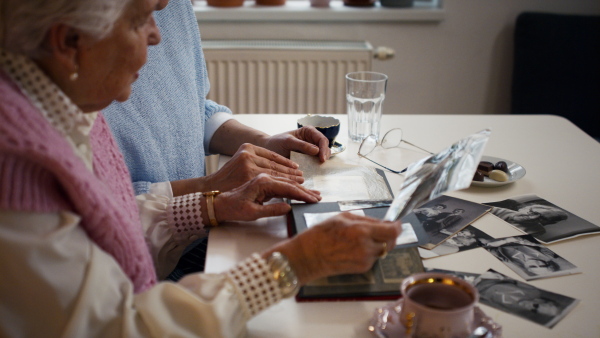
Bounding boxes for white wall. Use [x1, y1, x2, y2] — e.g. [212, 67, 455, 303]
[197, 0, 600, 115]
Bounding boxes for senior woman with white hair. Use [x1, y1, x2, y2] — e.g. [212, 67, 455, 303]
[0, 0, 401, 336]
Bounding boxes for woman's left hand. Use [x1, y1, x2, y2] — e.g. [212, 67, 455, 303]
[213, 173, 321, 222]
[263, 126, 331, 162]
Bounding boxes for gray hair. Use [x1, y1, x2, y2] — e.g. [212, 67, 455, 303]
[0, 0, 132, 58]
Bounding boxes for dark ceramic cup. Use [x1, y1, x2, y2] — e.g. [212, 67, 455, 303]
[297, 115, 340, 148]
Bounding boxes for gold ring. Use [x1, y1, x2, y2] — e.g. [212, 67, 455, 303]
[379, 242, 388, 259]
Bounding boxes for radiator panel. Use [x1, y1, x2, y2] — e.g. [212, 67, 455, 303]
[203, 40, 373, 115]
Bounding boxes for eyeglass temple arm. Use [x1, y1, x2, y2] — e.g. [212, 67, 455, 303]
[402, 140, 433, 154]
[358, 154, 407, 174]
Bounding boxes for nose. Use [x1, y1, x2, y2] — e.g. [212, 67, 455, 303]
[147, 15, 161, 46]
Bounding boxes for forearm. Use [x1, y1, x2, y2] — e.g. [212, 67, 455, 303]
[137, 185, 213, 278]
[209, 119, 269, 156]
[170, 177, 214, 196]
[0, 209, 273, 337]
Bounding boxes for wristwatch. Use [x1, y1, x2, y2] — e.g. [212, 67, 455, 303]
[202, 190, 221, 227]
[266, 252, 300, 298]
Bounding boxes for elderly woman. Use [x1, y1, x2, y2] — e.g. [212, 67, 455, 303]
[0, 0, 401, 336]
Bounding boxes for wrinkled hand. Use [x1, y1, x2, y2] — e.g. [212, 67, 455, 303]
[206, 143, 305, 191]
[267, 212, 401, 285]
[214, 174, 321, 222]
[263, 126, 331, 163]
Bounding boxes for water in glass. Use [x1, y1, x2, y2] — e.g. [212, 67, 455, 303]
[347, 94, 385, 142]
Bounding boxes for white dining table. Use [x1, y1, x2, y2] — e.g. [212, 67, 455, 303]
[205, 113, 600, 337]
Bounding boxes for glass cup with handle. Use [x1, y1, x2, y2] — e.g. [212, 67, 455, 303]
[358, 128, 433, 174]
[346, 71, 388, 143]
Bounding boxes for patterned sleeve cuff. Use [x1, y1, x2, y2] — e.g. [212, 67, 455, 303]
[226, 253, 282, 320]
[167, 193, 208, 242]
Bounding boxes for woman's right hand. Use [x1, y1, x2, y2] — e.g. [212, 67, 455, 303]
[263, 212, 402, 285]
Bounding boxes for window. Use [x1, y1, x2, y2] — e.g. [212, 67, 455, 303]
[192, 0, 443, 22]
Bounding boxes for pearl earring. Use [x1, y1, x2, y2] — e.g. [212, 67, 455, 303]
[70, 64, 79, 81]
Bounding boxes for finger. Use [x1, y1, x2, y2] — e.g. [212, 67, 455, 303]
[266, 175, 322, 200]
[317, 136, 331, 163]
[258, 177, 321, 203]
[267, 170, 305, 184]
[341, 215, 400, 250]
[297, 126, 331, 162]
[252, 145, 301, 169]
[374, 225, 402, 255]
[251, 156, 305, 181]
[330, 213, 399, 251]
[283, 136, 320, 157]
[378, 242, 388, 258]
[251, 202, 293, 218]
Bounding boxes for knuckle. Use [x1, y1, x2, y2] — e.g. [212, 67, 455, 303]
[239, 151, 252, 159]
[255, 173, 271, 182]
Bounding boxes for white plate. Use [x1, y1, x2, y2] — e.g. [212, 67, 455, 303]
[470, 155, 526, 187]
[331, 141, 346, 156]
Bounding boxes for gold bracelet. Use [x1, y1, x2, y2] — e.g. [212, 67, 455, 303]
[202, 190, 221, 227]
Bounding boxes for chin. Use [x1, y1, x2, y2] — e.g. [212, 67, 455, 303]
[115, 89, 133, 103]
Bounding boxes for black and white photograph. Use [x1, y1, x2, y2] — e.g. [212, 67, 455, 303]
[474, 270, 580, 328]
[480, 235, 581, 281]
[407, 195, 491, 250]
[419, 225, 494, 259]
[484, 194, 600, 243]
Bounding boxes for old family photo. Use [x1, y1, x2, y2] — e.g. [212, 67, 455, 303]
[412, 194, 600, 257]
[407, 195, 491, 250]
[427, 268, 580, 329]
[480, 235, 581, 281]
[484, 194, 600, 243]
[474, 270, 580, 328]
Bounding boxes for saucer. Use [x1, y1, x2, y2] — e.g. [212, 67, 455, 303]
[471, 155, 526, 188]
[368, 299, 502, 338]
[331, 141, 346, 156]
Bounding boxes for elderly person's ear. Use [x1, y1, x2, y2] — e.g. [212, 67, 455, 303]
[38, 24, 80, 82]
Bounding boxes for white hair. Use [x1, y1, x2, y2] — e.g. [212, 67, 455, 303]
[0, 0, 133, 57]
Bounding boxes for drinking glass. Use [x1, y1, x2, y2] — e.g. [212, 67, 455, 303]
[346, 71, 388, 142]
[358, 128, 432, 174]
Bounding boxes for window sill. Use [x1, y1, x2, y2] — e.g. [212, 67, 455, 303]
[192, 0, 444, 22]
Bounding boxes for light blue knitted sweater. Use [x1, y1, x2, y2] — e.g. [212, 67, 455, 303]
[104, 0, 232, 195]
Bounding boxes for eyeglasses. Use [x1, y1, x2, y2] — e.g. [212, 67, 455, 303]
[358, 128, 433, 174]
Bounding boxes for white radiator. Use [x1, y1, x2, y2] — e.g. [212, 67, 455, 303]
[202, 40, 373, 115]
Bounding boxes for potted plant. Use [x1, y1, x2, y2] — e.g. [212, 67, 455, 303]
[207, 0, 244, 7]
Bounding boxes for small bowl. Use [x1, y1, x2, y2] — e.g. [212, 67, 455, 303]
[297, 115, 340, 148]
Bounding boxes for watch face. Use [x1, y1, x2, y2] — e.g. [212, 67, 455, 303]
[268, 252, 300, 298]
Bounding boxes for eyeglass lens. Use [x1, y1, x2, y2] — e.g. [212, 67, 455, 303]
[357, 128, 432, 174]
[358, 128, 405, 156]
